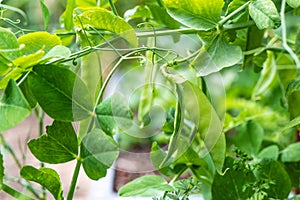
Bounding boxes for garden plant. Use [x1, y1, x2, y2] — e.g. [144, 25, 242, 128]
[0, 0, 300, 199]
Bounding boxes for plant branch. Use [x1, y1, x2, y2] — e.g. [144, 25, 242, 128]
[37, 109, 46, 199]
[219, 1, 251, 27]
[2, 183, 35, 200]
[67, 159, 82, 200]
[280, 0, 300, 68]
[108, 0, 119, 16]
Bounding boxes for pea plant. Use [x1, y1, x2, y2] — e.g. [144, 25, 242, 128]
[0, 0, 300, 199]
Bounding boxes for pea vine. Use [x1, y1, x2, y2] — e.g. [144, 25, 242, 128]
[0, 0, 300, 200]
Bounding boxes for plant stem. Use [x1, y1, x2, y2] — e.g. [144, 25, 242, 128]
[37, 109, 46, 199]
[218, 1, 251, 27]
[67, 159, 82, 200]
[108, 0, 119, 16]
[280, 0, 300, 68]
[2, 183, 35, 200]
[170, 166, 187, 184]
[137, 28, 196, 37]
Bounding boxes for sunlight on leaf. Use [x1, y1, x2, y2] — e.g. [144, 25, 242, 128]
[164, 0, 224, 30]
[18, 32, 62, 55]
[13, 50, 45, 69]
[74, 7, 138, 47]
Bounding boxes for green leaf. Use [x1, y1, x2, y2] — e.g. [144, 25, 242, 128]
[183, 81, 226, 173]
[81, 128, 119, 180]
[0, 67, 26, 89]
[255, 159, 291, 199]
[39, 0, 50, 30]
[73, 7, 138, 47]
[0, 79, 31, 131]
[233, 120, 264, 155]
[192, 35, 243, 76]
[28, 64, 93, 121]
[286, 77, 300, 119]
[0, 27, 20, 63]
[252, 51, 277, 99]
[286, 0, 300, 8]
[280, 115, 300, 132]
[42, 45, 71, 61]
[284, 162, 300, 188]
[28, 121, 78, 164]
[20, 166, 63, 200]
[150, 142, 174, 176]
[286, 77, 300, 97]
[19, 78, 37, 108]
[226, 0, 249, 15]
[96, 94, 133, 136]
[124, 5, 152, 21]
[281, 143, 300, 162]
[163, 0, 224, 30]
[161, 107, 175, 135]
[118, 175, 174, 197]
[0, 150, 3, 190]
[174, 147, 205, 166]
[147, 5, 180, 29]
[76, 0, 96, 7]
[61, 0, 75, 30]
[13, 50, 45, 69]
[18, 32, 62, 55]
[76, 0, 116, 7]
[249, 0, 281, 30]
[81, 52, 102, 103]
[257, 145, 279, 160]
[212, 157, 256, 200]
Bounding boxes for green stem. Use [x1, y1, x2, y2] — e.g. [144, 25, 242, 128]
[169, 166, 188, 184]
[0, 135, 22, 169]
[108, 0, 119, 16]
[55, 28, 197, 38]
[37, 109, 46, 199]
[67, 159, 82, 200]
[280, 0, 300, 68]
[137, 28, 196, 37]
[94, 47, 152, 107]
[218, 1, 251, 27]
[2, 183, 35, 200]
[189, 167, 212, 185]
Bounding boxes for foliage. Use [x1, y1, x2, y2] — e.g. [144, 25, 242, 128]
[0, 0, 300, 199]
